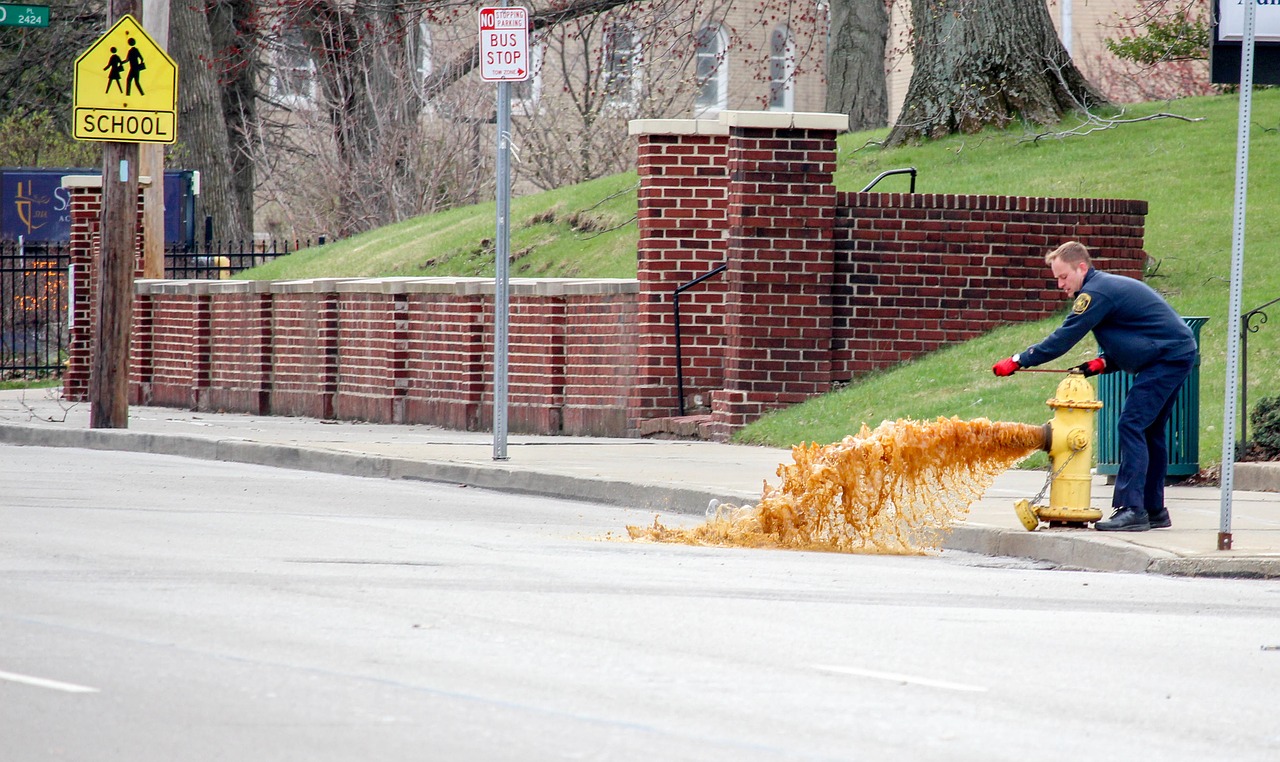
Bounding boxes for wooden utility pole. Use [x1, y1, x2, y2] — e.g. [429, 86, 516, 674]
[140, 0, 169, 278]
[91, 0, 142, 429]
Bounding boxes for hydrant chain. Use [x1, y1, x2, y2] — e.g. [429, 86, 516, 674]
[1030, 446, 1080, 507]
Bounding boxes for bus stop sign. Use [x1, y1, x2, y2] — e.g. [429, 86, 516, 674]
[478, 6, 529, 82]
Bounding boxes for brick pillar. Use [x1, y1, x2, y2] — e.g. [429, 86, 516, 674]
[62, 175, 146, 402]
[64, 183, 101, 402]
[626, 119, 730, 427]
[710, 112, 847, 440]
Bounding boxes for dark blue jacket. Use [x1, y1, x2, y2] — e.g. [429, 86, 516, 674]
[1020, 269, 1197, 374]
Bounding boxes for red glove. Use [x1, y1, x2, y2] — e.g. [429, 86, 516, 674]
[1072, 357, 1107, 377]
[992, 357, 1020, 377]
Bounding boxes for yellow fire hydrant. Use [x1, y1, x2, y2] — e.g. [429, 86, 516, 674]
[1014, 372, 1104, 531]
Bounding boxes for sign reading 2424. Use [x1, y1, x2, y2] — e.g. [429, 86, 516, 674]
[478, 6, 530, 82]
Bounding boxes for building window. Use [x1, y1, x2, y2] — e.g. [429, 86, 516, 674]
[270, 28, 317, 106]
[694, 24, 727, 115]
[769, 26, 795, 111]
[603, 21, 641, 107]
[512, 40, 544, 115]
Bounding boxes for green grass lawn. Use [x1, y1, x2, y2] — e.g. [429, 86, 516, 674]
[242, 91, 1280, 463]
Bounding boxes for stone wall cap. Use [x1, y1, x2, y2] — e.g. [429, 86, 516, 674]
[61, 174, 158, 188]
[61, 175, 102, 189]
[202, 279, 271, 294]
[143, 280, 216, 296]
[334, 277, 426, 295]
[269, 277, 357, 294]
[403, 277, 489, 295]
[628, 118, 728, 136]
[718, 111, 849, 132]
[560, 279, 640, 295]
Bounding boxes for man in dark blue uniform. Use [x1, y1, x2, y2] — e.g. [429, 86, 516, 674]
[992, 241, 1198, 531]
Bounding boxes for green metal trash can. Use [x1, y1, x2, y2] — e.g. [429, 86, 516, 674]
[1096, 316, 1209, 479]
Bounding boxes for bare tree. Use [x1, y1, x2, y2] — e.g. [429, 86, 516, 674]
[169, 0, 249, 241]
[0, 0, 103, 125]
[887, 0, 1106, 146]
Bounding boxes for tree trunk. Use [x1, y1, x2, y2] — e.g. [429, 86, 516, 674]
[169, 0, 248, 242]
[887, 0, 1107, 146]
[825, 0, 889, 131]
[207, 0, 257, 239]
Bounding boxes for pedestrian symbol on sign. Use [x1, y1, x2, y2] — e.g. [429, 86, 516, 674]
[125, 38, 146, 96]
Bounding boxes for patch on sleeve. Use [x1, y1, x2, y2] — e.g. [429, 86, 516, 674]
[1072, 293, 1092, 314]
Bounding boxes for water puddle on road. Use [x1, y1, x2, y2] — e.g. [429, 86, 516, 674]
[628, 417, 1045, 555]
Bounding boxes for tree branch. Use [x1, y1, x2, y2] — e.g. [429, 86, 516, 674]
[1022, 110, 1204, 144]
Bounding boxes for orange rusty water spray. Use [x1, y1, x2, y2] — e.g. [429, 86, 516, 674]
[628, 417, 1046, 555]
[1014, 371, 1104, 531]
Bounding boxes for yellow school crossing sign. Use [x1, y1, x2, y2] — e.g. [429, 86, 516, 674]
[73, 14, 177, 143]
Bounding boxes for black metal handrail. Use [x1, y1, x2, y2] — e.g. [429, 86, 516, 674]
[860, 167, 917, 193]
[1241, 295, 1280, 442]
[672, 262, 727, 416]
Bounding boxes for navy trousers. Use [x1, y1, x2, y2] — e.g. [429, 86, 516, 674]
[1111, 353, 1197, 512]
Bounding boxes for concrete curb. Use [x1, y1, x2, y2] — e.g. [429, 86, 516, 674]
[1236, 462, 1280, 493]
[4, 421, 1276, 579]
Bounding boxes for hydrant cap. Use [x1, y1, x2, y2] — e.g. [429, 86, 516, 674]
[1046, 374, 1103, 410]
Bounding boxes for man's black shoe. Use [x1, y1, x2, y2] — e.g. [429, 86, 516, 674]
[1095, 506, 1151, 532]
[1146, 509, 1172, 529]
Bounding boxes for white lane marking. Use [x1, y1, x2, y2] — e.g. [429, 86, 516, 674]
[813, 664, 987, 693]
[0, 669, 99, 694]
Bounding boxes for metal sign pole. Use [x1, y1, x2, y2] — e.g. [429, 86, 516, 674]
[1219, 0, 1257, 551]
[493, 77, 511, 461]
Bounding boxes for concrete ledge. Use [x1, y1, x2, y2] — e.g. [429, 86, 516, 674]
[403, 277, 489, 296]
[336, 277, 423, 295]
[719, 111, 850, 132]
[270, 278, 357, 294]
[560, 279, 640, 296]
[628, 118, 728, 137]
[122, 276, 646, 299]
[1235, 462, 1280, 492]
[202, 279, 272, 295]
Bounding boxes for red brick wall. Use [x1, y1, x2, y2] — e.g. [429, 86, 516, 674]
[335, 285, 408, 424]
[206, 283, 272, 415]
[64, 113, 1150, 440]
[269, 282, 340, 420]
[832, 192, 1148, 377]
[143, 289, 209, 410]
[562, 284, 640, 436]
[403, 283, 485, 430]
[503, 289, 566, 433]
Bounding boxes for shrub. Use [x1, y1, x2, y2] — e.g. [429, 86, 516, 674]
[1250, 395, 1280, 456]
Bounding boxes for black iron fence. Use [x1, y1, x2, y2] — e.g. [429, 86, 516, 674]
[1, 241, 71, 377]
[165, 237, 322, 280]
[2, 237, 317, 377]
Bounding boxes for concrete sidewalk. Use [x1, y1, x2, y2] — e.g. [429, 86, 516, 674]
[2, 387, 1278, 578]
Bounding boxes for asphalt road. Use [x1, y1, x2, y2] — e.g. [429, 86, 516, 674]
[3, 445, 1279, 761]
